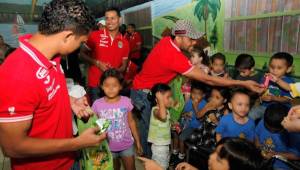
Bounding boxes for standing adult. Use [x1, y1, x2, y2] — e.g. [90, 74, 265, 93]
[81, 7, 130, 103]
[131, 20, 263, 157]
[124, 23, 142, 84]
[0, 1, 106, 170]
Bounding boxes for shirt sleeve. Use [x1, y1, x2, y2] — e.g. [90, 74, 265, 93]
[85, 32, 96, 51]
[0, 75, 39, 122]
[168, 52, 193, 75]
[126, 97, 134, 112]
[215, 116, 226, 134]
[280, 77, 295, 98]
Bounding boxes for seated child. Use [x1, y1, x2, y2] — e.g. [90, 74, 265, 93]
[234, 53, 260, 82]
[255, 103, 300, 170]
[171, 81, 207, 165]
[282, 105, 300, 132]
[249, 52, 295, 121]
[186, 87, 229, 151]
[181, 47, 210, 102]
[216, 88, 255, 142]
[209, 53, 229, 78]
[147, 83, 172, 169]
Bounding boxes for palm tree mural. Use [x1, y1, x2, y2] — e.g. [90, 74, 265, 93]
[193, 0, 221, 37]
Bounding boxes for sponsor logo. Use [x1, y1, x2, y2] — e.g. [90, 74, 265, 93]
[36, 67, 49, 79]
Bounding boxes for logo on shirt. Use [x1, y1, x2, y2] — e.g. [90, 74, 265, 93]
[36, 67, 49, 79]
[118, 41, 123, 48]
[8, 106, 15, 115]
[262, 137, 275, 152]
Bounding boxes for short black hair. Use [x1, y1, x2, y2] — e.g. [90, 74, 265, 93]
[191, 80, 208, 93]
[211, 52, 226, 64]
[229, 88, 250, 101]
[99, 68, 124, 86]
[264, 103, 289, 132]
[217, 137, 267, 170]
[235, 53, 255, 70]
[38, 0, 95, 35]
[148, 83, 171, 107]
[270, 52, 293, 67]
[128, 23, 136, 29]
[105, 7, 121, 17]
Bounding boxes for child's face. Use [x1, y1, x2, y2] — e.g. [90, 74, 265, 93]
[269, 59, 290, 78]
[208, 145, 230, 170]
[211, 59, 225, 74]
[190, 52, 203, 66]
[229, 93, 250, 118]
[191, 88, 204, 103]
[209, 89, 225, 107]
[239, 67, 254, 77]
[101, 77, 122, 99]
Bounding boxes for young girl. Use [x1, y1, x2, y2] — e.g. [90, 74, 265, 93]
[182, 47, 210, 102]
[148, 83, 173, 169]
[210, 53, 229, 78]
[187, 87, 229, 150]
[92, 69, 142, 170]
[215, 88, 255, 142]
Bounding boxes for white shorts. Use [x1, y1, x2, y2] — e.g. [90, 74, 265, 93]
[151, 144, 170, 170]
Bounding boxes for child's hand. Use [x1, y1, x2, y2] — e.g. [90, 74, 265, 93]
[281, 116, 300, 132]
[176, 162, 198, 170]
[136, 142, 143, 156]
[208, 113, 218, 124]
[261, 94, 273, 102]
[70, 96, 93, 119]
[156, 92, 164, 104]
[288, 105, 300, 118]
[138, 157, 164, 170]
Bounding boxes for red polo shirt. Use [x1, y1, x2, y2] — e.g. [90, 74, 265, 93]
[86, 29, 129, 87]
[125, 31, 142, 59]
[0, 34, 74, 170]
[133, 36, 193, 90]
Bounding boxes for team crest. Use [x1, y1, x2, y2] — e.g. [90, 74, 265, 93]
[118, 41, 123, 48]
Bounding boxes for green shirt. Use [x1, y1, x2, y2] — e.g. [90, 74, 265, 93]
[148, 106, 171, 145]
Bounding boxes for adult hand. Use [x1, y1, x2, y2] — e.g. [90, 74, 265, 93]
[75, 127, 107, 148]
[96, 60, 109, 72]
[70, 96, 94, 119]
[176, 162, 198, 170]
[137, 157, 163, 170]
[243, 80, 265, 94]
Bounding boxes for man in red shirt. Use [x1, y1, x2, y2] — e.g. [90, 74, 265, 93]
[0, 1, 106, 170]
[124, 23, 142, 84]
[81, 7, 130, 103]
[131, 20, 263, 158]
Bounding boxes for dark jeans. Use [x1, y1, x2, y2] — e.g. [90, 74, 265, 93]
[130, 89, 152, 158]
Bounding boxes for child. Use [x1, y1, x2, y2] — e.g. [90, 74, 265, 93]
[181, 47, 210, 102]
[147, 83, 172, 169]
[250, 52, 295, 120]
[187, 87, 229, 150]
[255, 103, 300, 170]
[234, 53, 260, 83]
[171, 81, 207, 165]
[92, 69, 142, 170]
[282, 105, 300, 132]
[210, 53, 229, 78]
[216, 88, 255, 142]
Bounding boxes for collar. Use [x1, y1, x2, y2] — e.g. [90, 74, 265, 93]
[19, 34, 58, 69]
[169, 37, 181, 52]
[103, 28, 123, 41]
[211, 70, 225, 76]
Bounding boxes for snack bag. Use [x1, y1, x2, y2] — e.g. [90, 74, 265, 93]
[169, 75, 185, 122]
[77, 114, 113, 170]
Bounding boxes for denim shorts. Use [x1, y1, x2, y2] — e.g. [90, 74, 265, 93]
[111, 145, 135, 158]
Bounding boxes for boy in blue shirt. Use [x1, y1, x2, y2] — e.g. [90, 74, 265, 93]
[171, 81, 207, 165]
[216, 88, 255, 142]
[250, 52, 294, 121]
[255, 103, 300, 170]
